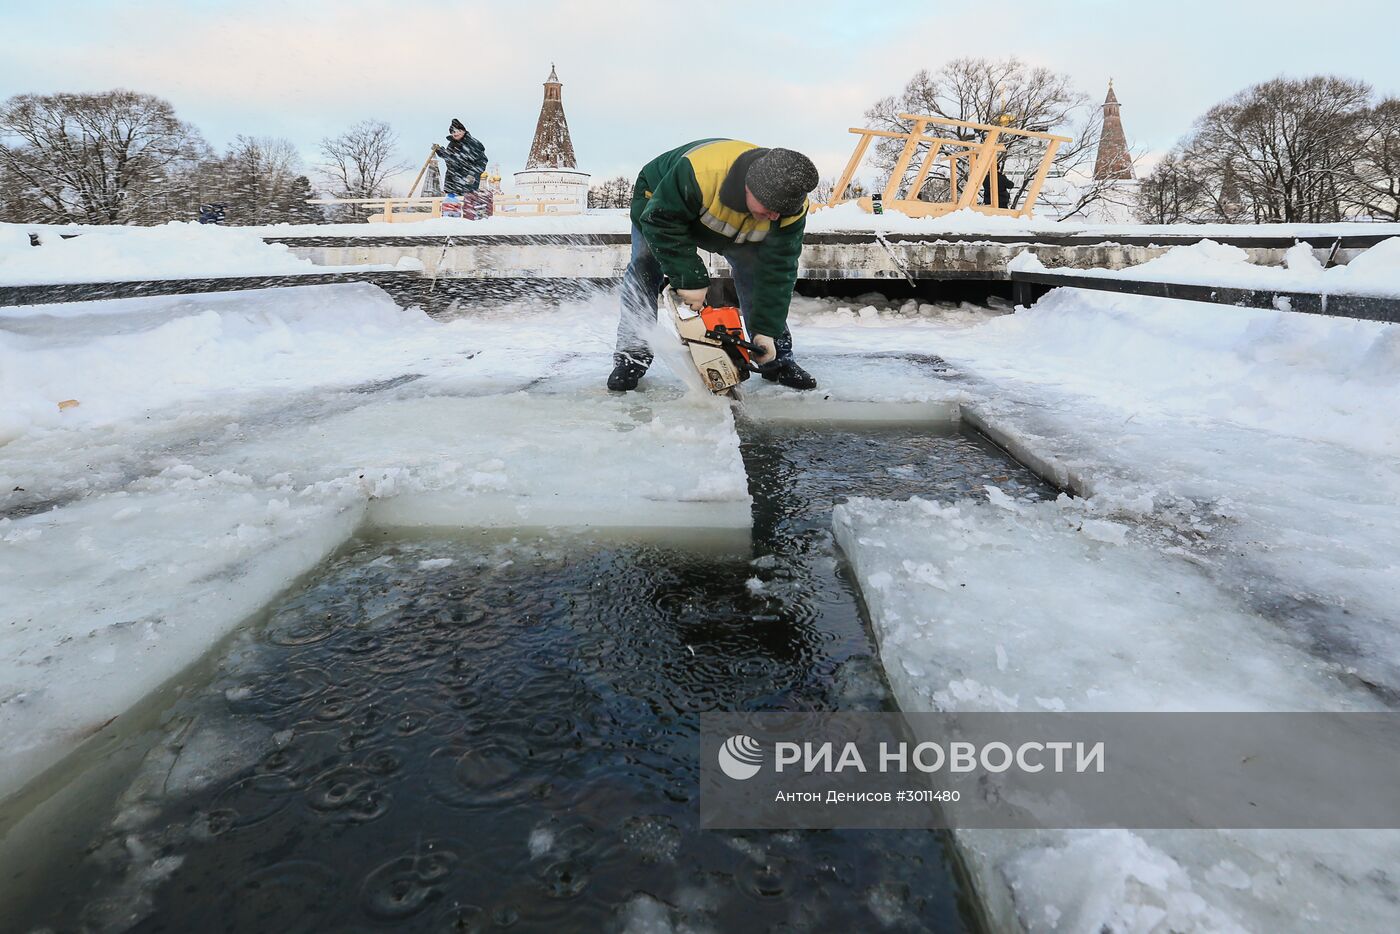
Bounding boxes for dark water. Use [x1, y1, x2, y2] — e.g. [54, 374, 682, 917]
[8, 423, 1050, 934]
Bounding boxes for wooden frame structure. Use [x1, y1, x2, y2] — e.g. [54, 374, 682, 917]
[829, 113, 1073, 219]
[306, 196, 445, 223]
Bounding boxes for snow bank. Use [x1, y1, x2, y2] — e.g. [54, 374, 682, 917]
[1012, 236, 1400, 297]
[805, 203, 1400, 240]
[0, 221, 415, 286]
[981, 286, 1400, 456]
[0, 284, 435, 445]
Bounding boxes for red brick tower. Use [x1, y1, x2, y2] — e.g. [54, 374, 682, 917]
[526, 64, 577, 170]
[1093, 81, 1134, 180]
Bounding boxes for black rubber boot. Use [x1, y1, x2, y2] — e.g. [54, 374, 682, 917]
[761, 358, 818, 391]
[607, 352, 651, 391]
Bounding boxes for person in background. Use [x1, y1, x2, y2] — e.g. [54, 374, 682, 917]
[981, 169, 1016, 210]
[435, 118, 491, 219]
[197, 203, 226, 225]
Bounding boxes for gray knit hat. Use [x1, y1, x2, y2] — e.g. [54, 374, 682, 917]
[745, 148, 819, 216]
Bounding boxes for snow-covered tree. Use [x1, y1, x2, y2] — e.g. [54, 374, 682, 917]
[1347, 98, 1400, 221]
[1140, 76, 1387, 224]
[587, 175, 633, 209]
[317, 120, 405, 221]
[200, 135, 318, 225]
[0, 90, 204, 224]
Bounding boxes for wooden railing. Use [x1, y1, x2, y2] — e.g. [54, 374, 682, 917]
[307, 194, 580, 222]
[492, 194, 582, 216]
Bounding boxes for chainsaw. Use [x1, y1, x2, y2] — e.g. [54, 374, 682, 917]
[661, 286, 777, 396]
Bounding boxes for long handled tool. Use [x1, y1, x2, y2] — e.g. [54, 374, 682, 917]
[407, 146, 439, 199]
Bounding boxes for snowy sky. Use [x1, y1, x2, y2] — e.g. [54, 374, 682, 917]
[4, 0, 1399, 190]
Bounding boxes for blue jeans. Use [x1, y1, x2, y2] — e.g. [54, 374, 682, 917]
[614, 224, 794, 362]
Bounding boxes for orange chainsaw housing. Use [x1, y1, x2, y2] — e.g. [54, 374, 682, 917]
[700, 305, 750, 363]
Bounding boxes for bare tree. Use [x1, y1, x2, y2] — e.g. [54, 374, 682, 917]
[1137, 153, 1204, 224]
[1192, 76, 1375, 223]
[587, 174, 633, 209]
[199, 135, 314, 224]
[812, 174, 870, 207]
[863, 58, 1111, 215]
[1044, 143, 1148, 221]
[0, 160, 36, 222]
[0, 90, 204, 224]
[1139, 76, 1383, 224]
[1346, 98, 1400, 220]
[318, 119, 405, 220]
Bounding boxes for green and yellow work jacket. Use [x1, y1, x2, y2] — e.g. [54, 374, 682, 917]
[630, 139, 807, 338]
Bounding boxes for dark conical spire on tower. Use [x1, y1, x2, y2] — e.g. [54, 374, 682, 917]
[1093, 80, 1134, 180]
[526, 64, 577, 169]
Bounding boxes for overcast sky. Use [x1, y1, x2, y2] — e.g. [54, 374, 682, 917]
[4, 0, 1398, 189]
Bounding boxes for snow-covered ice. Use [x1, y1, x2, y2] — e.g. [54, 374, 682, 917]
[835, 486, 1400, 932]
[833, 493, 1370, 714]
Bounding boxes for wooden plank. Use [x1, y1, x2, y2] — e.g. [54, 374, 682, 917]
[956, 129, 1000, 210]
[846, 127, 984, 148]
[879, 200, 958, 219]
[830, 132, 873, 205]
[407, 147, 437, 198]
[896, 112, 1073, 143]
[1017, 138, 1061, 218]
[881, 117, 927, 202]
[908, 140, 944, 204]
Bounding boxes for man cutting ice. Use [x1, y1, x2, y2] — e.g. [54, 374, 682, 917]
[608, 140, 820, 392]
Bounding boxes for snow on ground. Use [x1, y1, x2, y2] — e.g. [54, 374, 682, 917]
[1011, 236, 1400, 297]
[0, 284, 749, 799]
[0, 221, 419, 286]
